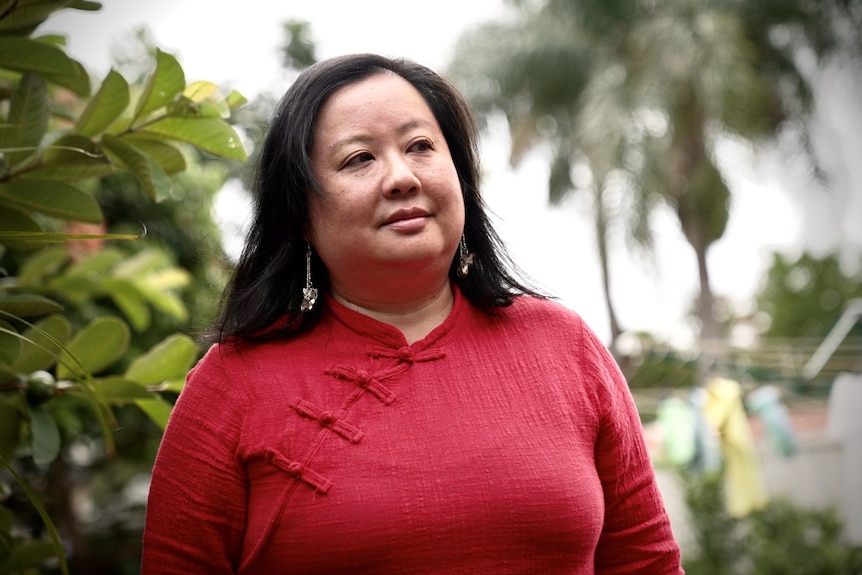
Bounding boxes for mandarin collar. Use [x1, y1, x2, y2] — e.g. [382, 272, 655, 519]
[321, 283, 465, 350]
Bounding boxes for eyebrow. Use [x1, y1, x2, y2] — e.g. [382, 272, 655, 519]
[327, 119, 436, 153]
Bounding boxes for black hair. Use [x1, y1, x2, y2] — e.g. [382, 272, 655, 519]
[213, 53, 544, 344]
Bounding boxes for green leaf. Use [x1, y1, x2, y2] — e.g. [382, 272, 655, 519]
[0, 294, 63, 318]
[6, 316, 118, 458]
[34, 134, 113, 180]
[0, 72, 48, 170]
[64, 246, 124, 278]
[0, 540, 59, 572]
[0, 502, 12, 530]
[0, 320, 21, 366]
[145, 267, 192, 291]
[0, 229, 141, 244]
[134, 49, 185, 121]
[56, 317, 130, 380]
[11, 314, 72, 374]
[40, 56, 91, 97]
[91, 377, 154, 403]
[0, 205, 44, 252]
[101, 277, 151, 332]
[134, 283, 188, 322]
[68, 1, 103, 11]
[0, 459, 70, 574]
[119, 134, 186, 173]
[42, 133, 107, 163]
[124, 333, 198, 386]
[226, 89, 248, 110]
[28, 405, 61, 465]
[0, 399, 22, 462]
[183, 80, 219, 102]
[0, 37, 79, 75]
[135, 397, 173, 430]
[45, 275, 96, 305]
[139, 117, 247, 161]
[20, 162, 116, 181]
[0, 366, 19, 386]
[18, 245, 69, 287]
[0, 179, 103, 224]
[101, 134, 171, 201]
[0, 1, 75, 34]
[75, 69, 130, 137]
[112, 248, 171, 278]
[32, 32, 68, 47]
[162, 376, 186, 393]
[172, 81, 229, 119]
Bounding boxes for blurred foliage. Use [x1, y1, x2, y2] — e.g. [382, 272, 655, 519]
[681, 471, 746, 575]
[627, 250, 862, 393]
[682, 470, 862, 574]
[715, 251, 862, 391]
[757, 251, 862, 340]
[279, 19, 317, 71]
[229, 18, 316, 198]
[621, 333, 700, 390]
[449, 0, 862, 345]
[0, 2, 248, 573]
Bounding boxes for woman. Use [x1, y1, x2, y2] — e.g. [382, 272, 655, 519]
[142, 53, 683, 574]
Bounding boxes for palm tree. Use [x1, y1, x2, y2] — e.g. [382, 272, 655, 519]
[448, 0, 860, 351]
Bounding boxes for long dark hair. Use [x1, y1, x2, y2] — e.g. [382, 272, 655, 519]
[214, 53, 543, 343]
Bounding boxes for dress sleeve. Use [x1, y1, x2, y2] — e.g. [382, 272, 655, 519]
[142, 344, 248, 574]
[585, 329, 684, 574]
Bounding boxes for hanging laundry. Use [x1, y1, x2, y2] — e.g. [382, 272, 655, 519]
[655, 395, 697, 467]
[745, 385, 797, 457]
[703, 377, 769, 517]
[689, 386, 722, 474]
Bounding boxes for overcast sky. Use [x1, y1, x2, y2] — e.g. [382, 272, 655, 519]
[42, 1, 862, 347]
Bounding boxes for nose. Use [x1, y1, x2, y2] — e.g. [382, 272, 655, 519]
[383, 154, 420, 196]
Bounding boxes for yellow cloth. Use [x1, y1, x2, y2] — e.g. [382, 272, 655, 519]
[703, 377, 769, 517]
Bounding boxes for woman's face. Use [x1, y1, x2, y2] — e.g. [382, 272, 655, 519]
[307, 73, 464, 300]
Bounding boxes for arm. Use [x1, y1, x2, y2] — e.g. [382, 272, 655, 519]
[142, 345, 248, 574]
[587, 333, 684, 574]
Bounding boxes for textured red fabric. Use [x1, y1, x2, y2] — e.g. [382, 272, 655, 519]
[142, 287, 683, 574]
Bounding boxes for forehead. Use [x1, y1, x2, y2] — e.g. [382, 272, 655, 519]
[316, 73, 436, 127]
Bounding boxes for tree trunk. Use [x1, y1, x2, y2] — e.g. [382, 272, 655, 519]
[694, 239, 721, 352]
[593, 184, 624, 349]
[676, 200, 725, 356]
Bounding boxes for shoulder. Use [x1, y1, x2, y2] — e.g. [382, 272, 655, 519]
[506, 295, 585, 324]
[498, 295, 595, 346]
[491, 295, 622, 378]
[183, 339, 290, 398]
[467, 295, 609, 357]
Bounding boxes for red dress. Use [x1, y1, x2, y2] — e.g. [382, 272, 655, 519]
[142, 287, 683, 574]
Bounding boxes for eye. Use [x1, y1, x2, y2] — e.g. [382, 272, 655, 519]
[408, 139, 434, 153]
[344, 151, 374, 168]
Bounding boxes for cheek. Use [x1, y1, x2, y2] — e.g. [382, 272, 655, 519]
[306, 194, 364, 246]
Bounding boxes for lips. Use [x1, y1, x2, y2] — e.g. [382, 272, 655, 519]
[382, 207, 430, 226]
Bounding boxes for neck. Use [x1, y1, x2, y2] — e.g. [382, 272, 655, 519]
[331, 279, 454, 345]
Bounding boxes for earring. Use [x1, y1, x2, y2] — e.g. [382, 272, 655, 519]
[301, 243, 318, 312]
[457, 235, 474, 278]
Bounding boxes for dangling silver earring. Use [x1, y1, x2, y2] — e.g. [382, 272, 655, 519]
[301, 243, 318, 312]
[457, 235, 474, 278]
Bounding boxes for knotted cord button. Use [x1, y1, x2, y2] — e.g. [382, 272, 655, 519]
[355, 370, 372, 387]
[319, 411, 336, 427]
[291, 399, 365, 443]
[265, 449, 334, 494]
[396, 346, 414, 362]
